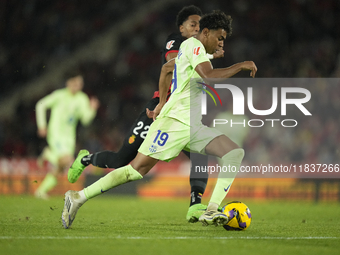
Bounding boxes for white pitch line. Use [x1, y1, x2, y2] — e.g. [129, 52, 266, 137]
[0, 236, 338, 240]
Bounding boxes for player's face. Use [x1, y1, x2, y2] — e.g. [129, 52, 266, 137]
[66, 75, 84, 94]
[205, 28, 227, 54]
[180, 15, 200, 38]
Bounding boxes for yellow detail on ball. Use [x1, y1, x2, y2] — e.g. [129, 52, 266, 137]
[221, 201, 252, 231]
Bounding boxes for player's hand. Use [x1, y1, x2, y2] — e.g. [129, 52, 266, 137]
[213, 49, 224, 59]
[146, 108, 154, 119]
[241, 61, 257, 78]
[90, 97, 100, 110]
[146, 103, 164, 121]
[38, 128, 47, 138]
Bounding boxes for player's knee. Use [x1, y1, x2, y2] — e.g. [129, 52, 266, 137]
[126, 165, 143, 181]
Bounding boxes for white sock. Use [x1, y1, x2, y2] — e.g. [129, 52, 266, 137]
[209, 148, 245, 205]
[78, 190, 88, 204]
[207, 202, 219, 211]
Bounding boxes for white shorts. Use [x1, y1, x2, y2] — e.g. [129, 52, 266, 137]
[138, 116, 223, 162]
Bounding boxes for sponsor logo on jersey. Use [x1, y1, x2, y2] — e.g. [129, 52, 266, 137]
[193, 46, 201, 55]
[128, 135, 136, 144]
[166, 40, 175, 50]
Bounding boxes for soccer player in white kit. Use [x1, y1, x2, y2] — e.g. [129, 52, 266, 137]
[62, 11, 257, 228]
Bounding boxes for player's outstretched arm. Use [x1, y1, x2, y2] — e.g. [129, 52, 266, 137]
[79, 96, 100, 126]
[158, 58, 175, 105]
[89, 97, 100, 110]
[195, 60, 257, 79]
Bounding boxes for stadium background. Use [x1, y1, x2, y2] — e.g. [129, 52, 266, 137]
[0, 0, 339, 201]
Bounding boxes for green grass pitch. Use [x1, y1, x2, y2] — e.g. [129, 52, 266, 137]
[0, 195, 339, 255]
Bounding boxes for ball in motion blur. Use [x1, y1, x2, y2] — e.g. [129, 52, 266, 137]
[221, 201, 252, 231]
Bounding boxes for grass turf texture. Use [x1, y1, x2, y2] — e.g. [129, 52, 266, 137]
[0, 195, 339, 255]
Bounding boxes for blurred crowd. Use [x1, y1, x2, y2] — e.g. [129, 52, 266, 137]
[0, 0, 152, 96]
[0, 0, 339, 165]
[238, 79, 340, 165]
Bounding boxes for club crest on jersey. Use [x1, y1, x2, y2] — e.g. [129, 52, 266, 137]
[166, 40, 175, 50]
[149, 144, 158, 153]
[193, 46, 201, 56]
[128, 135, 136, 144]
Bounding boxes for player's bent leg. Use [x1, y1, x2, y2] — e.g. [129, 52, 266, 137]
[35, 172, 58, 200]
[72, 98, 158, 170]
[185, 151, 209, 203]
[91, 97, 157, 169]
[68, 150, 90, 183]
[89, 148, 137, 169]
[208, 149, 244, 208]
[204, 135, 245, 212]
[83, 164, 144, 200]
[204, 135, 239, 158]
[37, 146, 51, 168]
[130, 152, 159, 176]
[35, 147, 61, 199]
[183, 151, 209, 222]
[62, 164, 144, 228]
[61, 153, 156, 228]
[83, 153, 156, 200]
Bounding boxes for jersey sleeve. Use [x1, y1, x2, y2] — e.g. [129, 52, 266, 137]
[77, 93, 97, 126]
[162, 33, 184, 64]
[35, 90, 61, 130]
[186, 39, 210, 69]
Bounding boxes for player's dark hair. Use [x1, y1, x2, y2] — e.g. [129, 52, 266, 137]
[176, 5, 202, 28]
[199, 10, 233, 36]
[64, 69, 83, 81]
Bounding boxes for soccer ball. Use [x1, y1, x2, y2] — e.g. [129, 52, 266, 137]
[221, 201, 252, 231]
